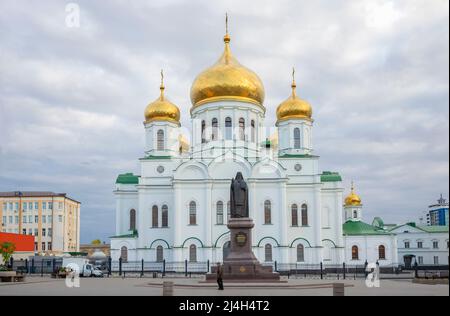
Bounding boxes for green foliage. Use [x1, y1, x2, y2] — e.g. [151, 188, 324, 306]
[0, 242, 16, 265]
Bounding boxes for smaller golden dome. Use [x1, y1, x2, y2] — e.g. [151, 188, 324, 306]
[144, 70, 180, 125]
[276, 68, 312, 123]
[345, 182, 362, 206]
[178, 134, 190, 153]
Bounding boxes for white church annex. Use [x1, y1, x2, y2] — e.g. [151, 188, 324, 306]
[110, 21, 396, 268]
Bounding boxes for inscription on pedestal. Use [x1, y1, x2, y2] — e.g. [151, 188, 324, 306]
[235, 232, 247, 246]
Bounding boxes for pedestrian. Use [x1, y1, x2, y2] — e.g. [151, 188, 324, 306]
[216, 262, 224, 290]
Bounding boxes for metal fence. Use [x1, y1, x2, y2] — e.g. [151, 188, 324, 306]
[9, 256, 449, 280]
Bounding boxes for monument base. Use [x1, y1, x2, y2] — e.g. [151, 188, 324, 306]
[206, 217, 280, 282]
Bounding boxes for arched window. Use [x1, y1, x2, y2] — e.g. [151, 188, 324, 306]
[264, 200, 271, 224]
[152, 205, 158, 228]
[216, 201, 224, 225]
[265, 244, 272, 262]
[129, 209, 136, 231]
[251, 120, 256, 143]
[212, 118, 218, 140]
[378, 245, 386, 260]
[353, 210, 358, 218]
[297, 244, 305, 262]
[239, 118, 245, 141]
[156, 245, 164, 262]
[301, 204, 308, 226]
[189, 244, 197, 262]
[189, 201, 196, 225]
[352, 246, 359, 260]
[201, 120, 206, 143]
[157, 129, 165, 151]
[162, 205, 168, 228]
[291, 204, 298, 226]
[120, 246, 128, 262]
[225, 117, 232, 140]
[294, 128, 301, 149]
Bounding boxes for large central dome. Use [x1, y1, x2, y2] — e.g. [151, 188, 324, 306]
[190, 30, 265, 109]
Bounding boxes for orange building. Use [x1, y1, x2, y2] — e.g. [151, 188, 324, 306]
[0, 232, 35, 260]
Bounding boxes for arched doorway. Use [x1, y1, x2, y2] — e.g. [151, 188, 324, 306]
[222, 241, 231, 261]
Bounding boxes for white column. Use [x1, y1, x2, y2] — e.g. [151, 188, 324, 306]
[205, 181, 212, 248]
[313, 186, 323, 263]
[279, 181, 289, 263]
[173, 183, 183, 261]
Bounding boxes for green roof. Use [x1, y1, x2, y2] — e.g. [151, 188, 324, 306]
[321, 171, 342, 182]
[343, 220, 393, 236]
[110, 229, 138, 239]
[115, 173, 140, 184]
[372, 217, 385, 229]
[141, 155, 172, 160]
[417, 225, 449, 233]
[279, 154, 318, 159]
[390, 223, 449, 233]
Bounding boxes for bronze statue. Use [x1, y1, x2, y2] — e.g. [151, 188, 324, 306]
[230, 172, 249, 218]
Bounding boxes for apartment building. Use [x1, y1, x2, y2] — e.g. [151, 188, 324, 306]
[0, 191, 80, 255]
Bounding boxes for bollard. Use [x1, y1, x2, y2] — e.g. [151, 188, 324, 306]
[163, 281, 174, 296]
[333, 283, 345, 296]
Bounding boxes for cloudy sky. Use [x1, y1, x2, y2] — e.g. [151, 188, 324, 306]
[0, 0, 448, 243]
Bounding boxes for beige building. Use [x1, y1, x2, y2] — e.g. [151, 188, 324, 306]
[0, 191, 80, 255]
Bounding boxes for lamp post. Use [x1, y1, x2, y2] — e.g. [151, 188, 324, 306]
[18, 191, 23, 234]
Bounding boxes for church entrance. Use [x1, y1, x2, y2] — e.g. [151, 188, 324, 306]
[223, 241, 231, 261]
[403, 255, 415, 269]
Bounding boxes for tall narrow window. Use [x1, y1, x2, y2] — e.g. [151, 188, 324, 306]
[189, 244, 197, 262]
[157, 129, 165, 151]
[294, 128, 301, 149]
[291, 204, 298, 226]
[201, 120, 206, 143]
[297, 244, 305, 262]
[378, 245, 386, 260]
[121, 246, 128, 262]
[239, 118, 245, 141]
[353, 210, 358, 218]
[212, 118, 218, 140]
[152, 205, 158, 228]
[251, 120, 256, 143]
[264, 200, 271, 224]
[265, 244, 272, 262]
[129, 209, 136, 231]
[352, 246, 359, 260]
[301, 204, 308, 226]
[162, 205, 168, 227]
[216, 201, 224, 225]
[156, 245, 164, 262]
[189, 201, 196, 225]
[225, 117, 232, 140]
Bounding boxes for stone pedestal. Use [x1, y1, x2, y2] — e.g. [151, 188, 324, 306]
[206, 218, 280, 281]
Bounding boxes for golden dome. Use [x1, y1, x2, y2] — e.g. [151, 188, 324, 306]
[144, 71, 180, 125]
[276, 68, 312, 123]
[345, 182, 362, 206]
[190, 17, 265, 110]
[178, 134, 190, 153]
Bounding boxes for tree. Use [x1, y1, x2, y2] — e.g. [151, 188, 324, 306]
[91, 239, 102, 245]
[0, 242, 16, 266]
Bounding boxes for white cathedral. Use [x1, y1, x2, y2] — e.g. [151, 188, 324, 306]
[110, 23, 398, 268]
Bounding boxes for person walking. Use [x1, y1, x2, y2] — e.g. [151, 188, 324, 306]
[216, 262, 224, 290]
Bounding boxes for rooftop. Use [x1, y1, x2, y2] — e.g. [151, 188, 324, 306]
[343, 220, 393, 236]
[0, 191, 80, 203]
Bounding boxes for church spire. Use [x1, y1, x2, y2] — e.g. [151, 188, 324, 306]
[159, 69, 165, 100]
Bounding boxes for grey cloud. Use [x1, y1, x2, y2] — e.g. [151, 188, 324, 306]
[0, 0, 448, 242]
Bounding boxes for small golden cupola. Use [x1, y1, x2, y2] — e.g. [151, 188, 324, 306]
[190, 14, 265, 110]
[345, 182, 362, 207]
[276, 68, 313, 124]
[144, 70, 181, 125]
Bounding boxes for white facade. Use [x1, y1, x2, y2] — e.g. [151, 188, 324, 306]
[390, 224, 449, 268]
[110, 95, 348, 265]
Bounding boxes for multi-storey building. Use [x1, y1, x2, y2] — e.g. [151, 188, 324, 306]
[0, 191, 80, 255]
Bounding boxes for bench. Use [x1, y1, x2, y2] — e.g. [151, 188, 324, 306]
[0, 272, 25, 283]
